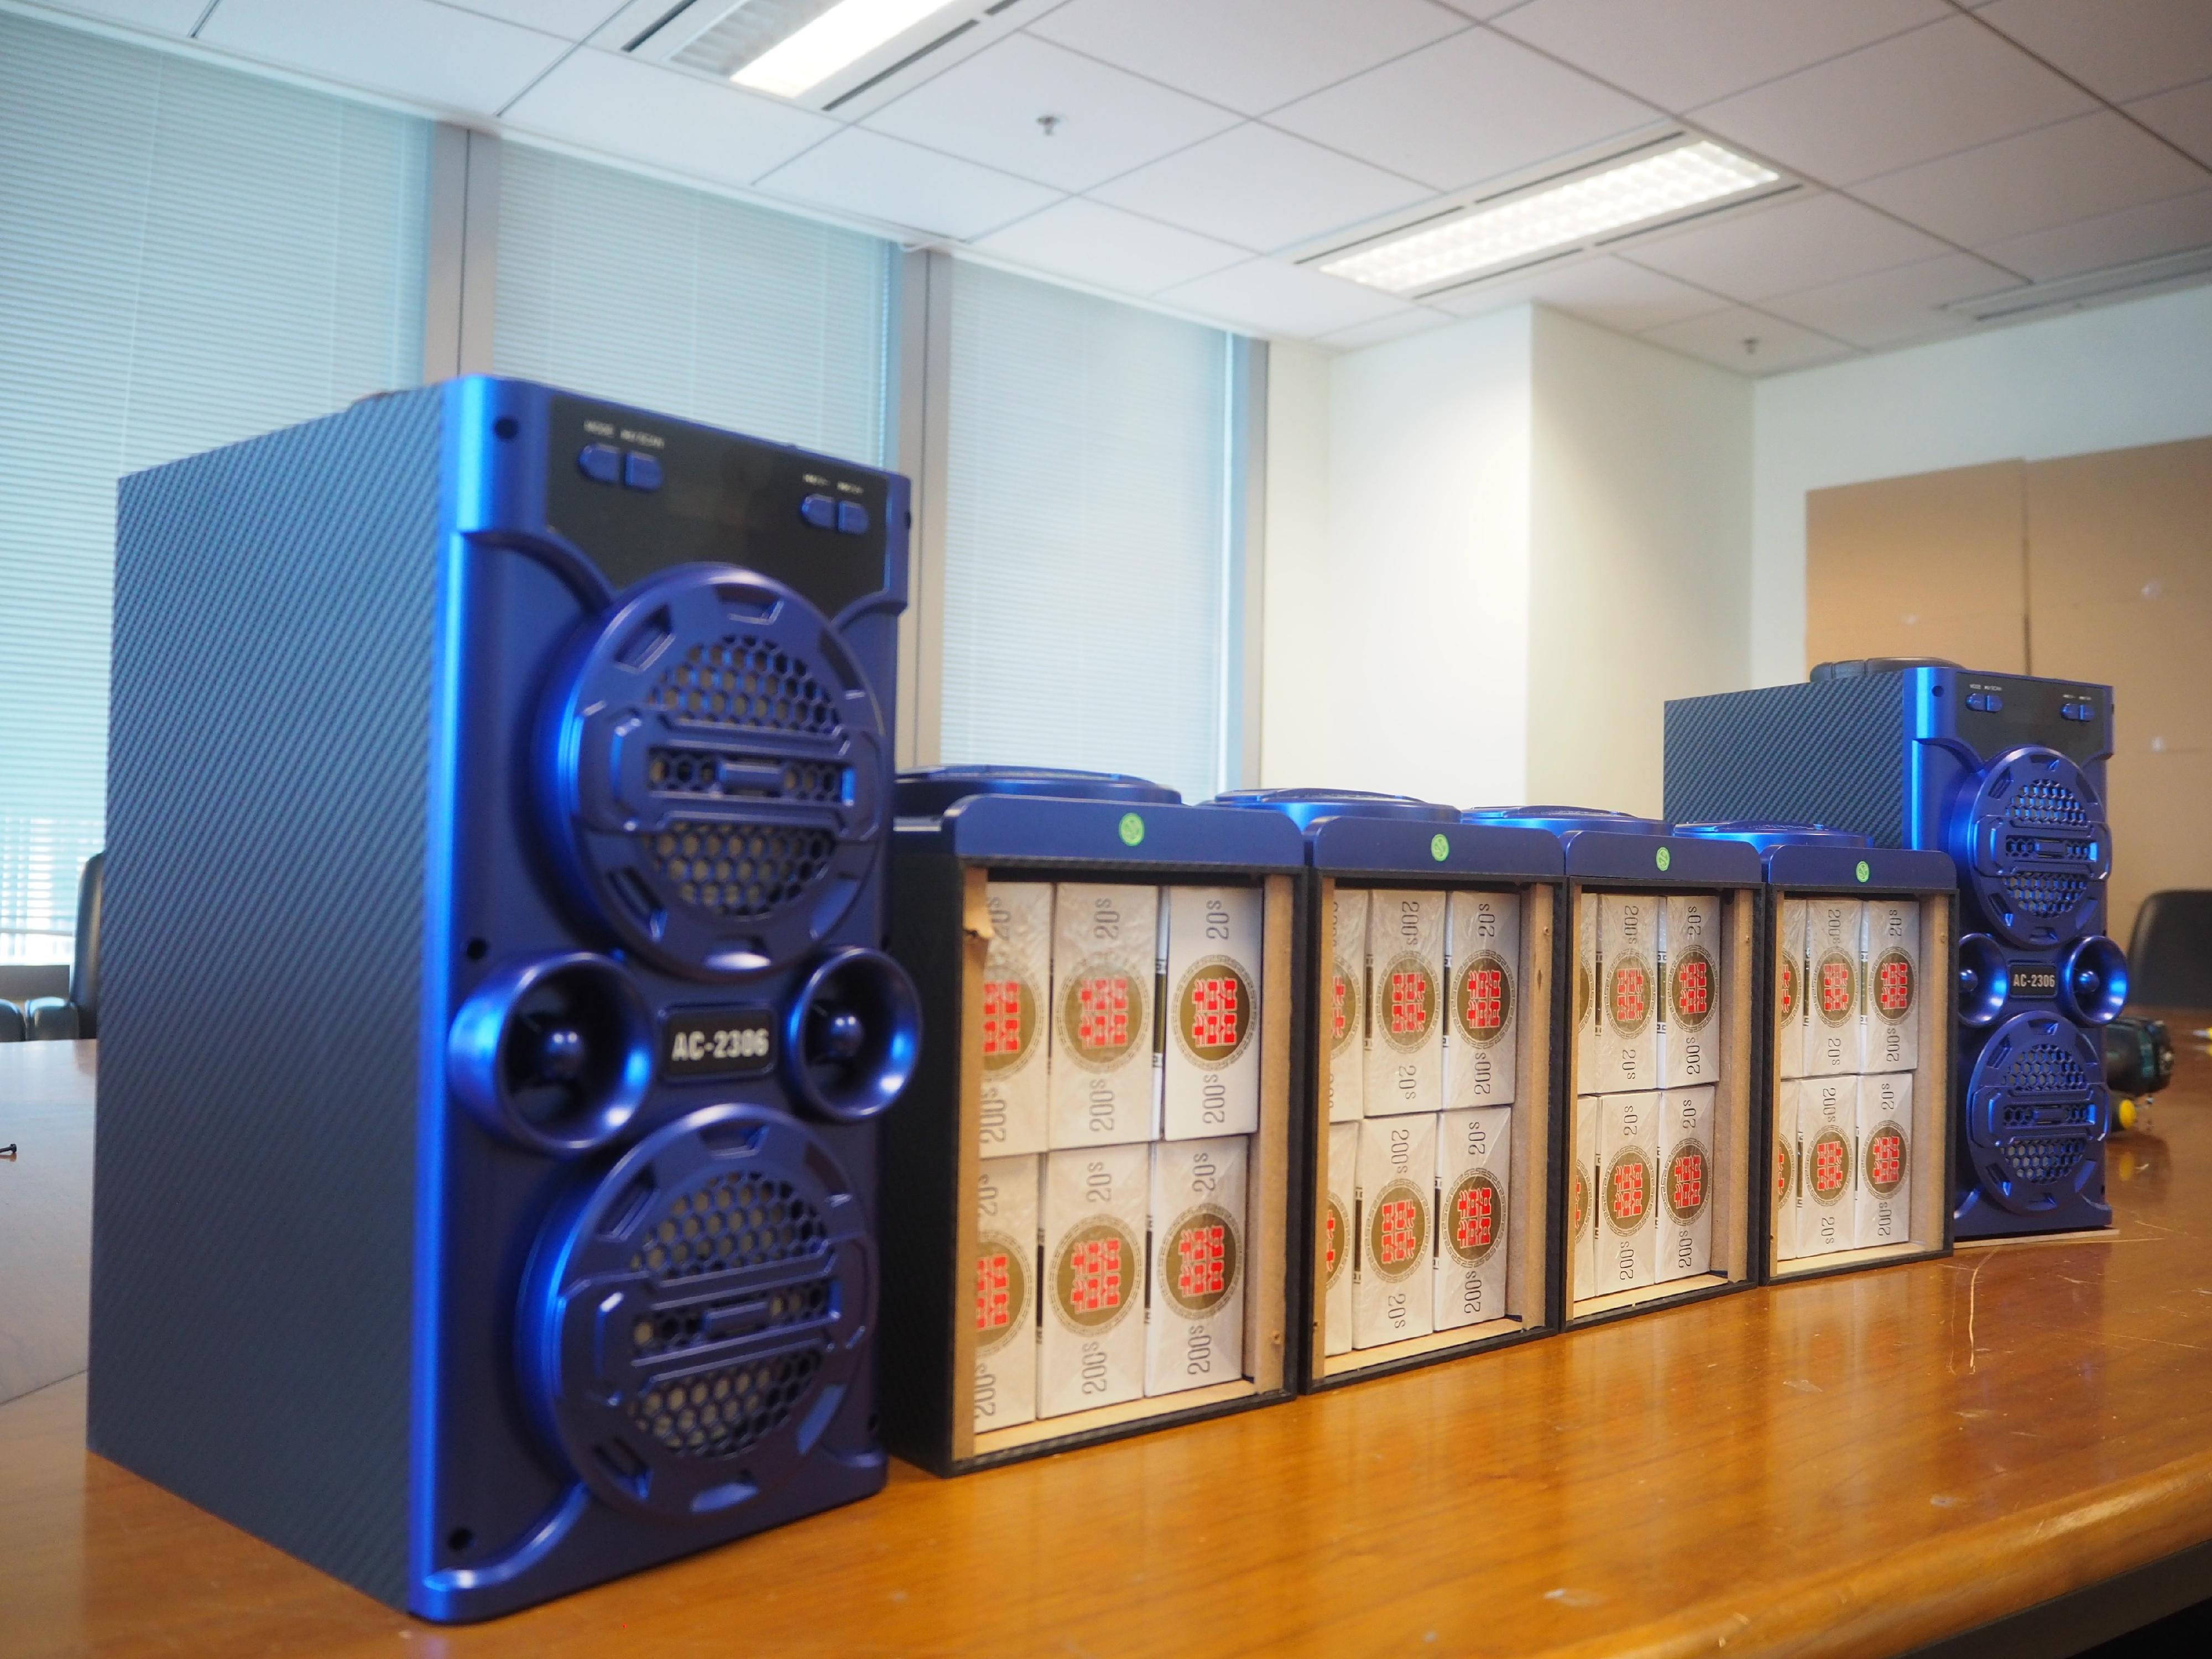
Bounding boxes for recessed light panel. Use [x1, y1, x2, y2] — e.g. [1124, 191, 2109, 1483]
[731, 0, 967, 97]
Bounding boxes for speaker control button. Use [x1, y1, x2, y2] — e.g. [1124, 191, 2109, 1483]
[578, 443, 622, 484]
[835, 499, 869, 536]
[800, 492, 837, 529]
[622, 451, 662, 491]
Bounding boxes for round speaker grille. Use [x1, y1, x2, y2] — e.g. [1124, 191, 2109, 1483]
[1949, 746, 2107, 948]
[1964, 1011, 2106, 1214]
[521, 1103, 872, 1524]
[543, 565, 886, 979]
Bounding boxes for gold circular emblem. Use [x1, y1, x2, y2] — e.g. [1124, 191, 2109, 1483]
[1057, 953, 1147, 1072]
[1443, 1170, 1504, 1266]
[1160, 1203, 1241, 1317]
[1376, 952, 1437, 1053]
[980, 971, 1040, 1076]
[1329, 956, 1361, 1057]
[1050, 1218, 1140, 1333]
[1174, 955, 1255, 1068]
[974, 1229, 1030, 1356]
[1808, 1126, 1852, 1206]
[1668, 946, 1717, 1032]
[1777, 953, 1799, 1026]
[1664, 1140, 1709, 1223]
[1872, 948, 1915, 1020]
[1453, 951, 1513, 1047]
[1608, 952, 1655, 1039]
[1815, 948, 1857, 1029]
[1864, 1120, 1908, 1198]
[1603, 1147, 1655, 1236]
[1322, 1194, 1350, 1286]
[1571, 1160, 1592, 1240]
[1364, 1177, 1429, 1282]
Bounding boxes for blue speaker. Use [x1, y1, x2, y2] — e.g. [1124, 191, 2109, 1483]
[1663, 662, 2122, 1238]
[88, 378, 917, 1618]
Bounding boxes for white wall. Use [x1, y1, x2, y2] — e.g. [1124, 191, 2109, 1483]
[1258, 340, 1334, 787]
[1528, 309, 1754, 816]
[1751, 283, 2212, 686]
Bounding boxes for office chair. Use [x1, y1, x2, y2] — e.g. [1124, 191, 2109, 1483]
[23, 851, 102, 1040]
[2127, 890, 2212, 1010]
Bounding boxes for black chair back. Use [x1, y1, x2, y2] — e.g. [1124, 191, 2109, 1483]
[71, 851, 102, 1040]
[2128, 890, 2212, 1010]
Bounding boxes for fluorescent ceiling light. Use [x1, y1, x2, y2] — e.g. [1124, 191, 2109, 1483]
[732, 0, 963, 97]
[1320, 140, 1778, 295]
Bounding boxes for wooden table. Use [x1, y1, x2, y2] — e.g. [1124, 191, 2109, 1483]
[9, 1032, 2212, 1658]
[0, 1040, 96, 1405]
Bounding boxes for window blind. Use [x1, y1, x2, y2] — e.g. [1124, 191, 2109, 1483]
[938, 263, 1235, 805]
[495, 144, 893, 467]
[0, 11, 429, 963]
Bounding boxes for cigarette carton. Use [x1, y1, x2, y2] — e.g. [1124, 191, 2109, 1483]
[972, 1155, 1038, 1432]
[1597, 894, 1658, 1093]
[1574, 891, 1600, 1087]
[1443, 891, 1519, 1109]
[1354, 1112, 1436, 1347]
[1775, 898, 1808, 1082]
[1597, 1089, 1660, 1292]
[1572, 1093, 1600, 1302]
[1039, 1143, 1149, 1416]
[1799, 1076, 1854, 1256]
[979, 883, 1051, 1157]
[1364, 889, 1444, 1117]
[1323, 1120, 1357, 1356]
[1855, 1073, 1913, 1250]
[1772, 1079, 1801, 1263]
[1863, 899, 1921, 1076]
[1327, 886, 1368, 1123]
[1147, 1136, 1247, 1396]
[1804, 899, 1863, 1078]
[1436, 1107, 1511, 1329]
[1657, 894, 1721, 1089]
[1050, 883, 1159, 1149]
[1655, 1086, 1714, 1282]
[1162, 886, 1262, 1140]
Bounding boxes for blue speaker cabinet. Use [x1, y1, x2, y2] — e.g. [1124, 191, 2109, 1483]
[1211, 792, 1562, 1390]
[1664, 665, 2124, 1239]
[878, 770, 1305, 1474]
[90, 378, 918, 1619]
[1677, 825, 1958, 1283]
[1469, 811, 1762, 1330]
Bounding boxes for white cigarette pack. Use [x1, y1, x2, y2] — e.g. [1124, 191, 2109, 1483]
[972, 1155, 1037, 1432]
[1162, 886, 1262, 1141]
[1863, 899, 1921, 1076]
[1805, 899, 1863, 1077]
[1574, 891, 1601, 1090]
[1364, 889, 1444, 1117]
[1657, 894, 1721, 1089]
[1049, 883, 1159, 1149]
[1039, 1144, 1147, 1416]
[1354, 1112, 1436, 1347]
[979, 883, 1051, 1157]
[1775, 898, 1808, 1081]
[1654, 1086, 1714, 1283]
[1572, 1093, 1600, 1303]
[1443, 891, 1519, 1109]
[1436, 1107, 1510, 1330]
[1772, 1080, 1802, 1263]
[1323, 1120, 1357, 1355]
[1147, 1136, 1247, 1396]
[1597, 894, 1658, 1093]
[1327, 886, 1368, 1123]
[1798, 1076, 1854, 1257]
[1855, 1073, 1913, 1250]
[1597, 1089, 1660, 1292]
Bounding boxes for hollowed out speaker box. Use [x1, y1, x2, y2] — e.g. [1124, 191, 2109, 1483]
[90, 378, 917, 1618]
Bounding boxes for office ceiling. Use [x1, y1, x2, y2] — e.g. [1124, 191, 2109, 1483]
[37, 0, 2212, 373]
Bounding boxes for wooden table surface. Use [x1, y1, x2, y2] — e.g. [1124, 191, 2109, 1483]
[0, 1040, 97, 1405]
[8, 1031, 2212, 1658]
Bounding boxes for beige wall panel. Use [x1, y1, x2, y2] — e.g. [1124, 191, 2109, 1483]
[2026, 436, 2212, 950]
[1805, 462, 2027, 675]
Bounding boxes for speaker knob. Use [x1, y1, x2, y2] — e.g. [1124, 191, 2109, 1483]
[450, 953, 654, 1154]
[784, 947, 921, 1123]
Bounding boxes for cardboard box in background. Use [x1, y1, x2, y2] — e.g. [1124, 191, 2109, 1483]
[1364, 890, 1444, 1117]
[1573, 1093, 1600, 1302]
[1040, 1143, 1148, 1416]
[1776, 897, 1808, 1082]
[1799, 1076, 1855, 1257]
[1443, 890, 1519, 1109]
[973, 1154, 1038, 1432]
[1575, 891, 1601, 1089]
[1598, 1089, 1660, 1291]
[1162, 886, 1262, 1141]
[1324, 1120, 1357, 1356]
[1806, 899, 1864, 1078]
[1655, 1086, 1714, 1282]
[1597, 895, 1658, 1093]
[1773, 1079, 1802, 1263]
[1864, 898, 1921, 1076]
[1354, 1112, 1436, 1347]
[979, 883, 1051, 1157]
[1147, 1135, 1248, 1397]
[1436, 1106, 1510, 1329]
[1658, 894, 1721, 1088]
[1328, 886, 1368, 1123]
[1856, 1073, 1913, 1250]
[1050, 883, 1159, 1149]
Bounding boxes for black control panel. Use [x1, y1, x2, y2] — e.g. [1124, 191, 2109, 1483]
[1945, 671, 2112, 769]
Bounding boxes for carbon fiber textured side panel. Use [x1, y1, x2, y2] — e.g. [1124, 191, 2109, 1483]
[89, 388, 443, 1608]
[1664, 677, 1910, 844]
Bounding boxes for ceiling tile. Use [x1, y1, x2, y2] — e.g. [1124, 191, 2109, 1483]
[1975, 187, 2212, 280]
[973, 198, 1249, 294]
[198, 0, 569, 114]
[1159, 257, 1415, 339]
[756, 128, 1060, 241]
[43, 0, 207, 32]
[1855, 111, 2209, 249]
[1089, 122, 1431, 253]
[864, 34, 1238, 192]
[502, 49, 837, 190]
[1692, 15, 2094, 185]
[1762, 251, 2018, 346]
[1491, 0, 1945, 114]
[1639, 304, 1856, 373]
[1026, 0, 1467, 117]
[1976, 0, 2212, 103]
[1266, 28, 1657, 192]
[1317, 307, 1458, 349]
[1512, 254, 1731, 332]
[1621, 190, 1945, 300]
[445, 0, 626, 39]
[2131, 79, 2212, 168]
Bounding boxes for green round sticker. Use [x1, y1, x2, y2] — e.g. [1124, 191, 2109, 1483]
[1118, 812, 1145, 847]
[1430, 832, 1450, 862]
[1856, 859, 1871, 884]
[1655, 846, 1672, 873]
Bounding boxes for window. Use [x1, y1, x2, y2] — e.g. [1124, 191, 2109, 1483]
[495, 145, 893, 466]
[0, 12, 429, 963]
[938, 263, 1239, 805]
